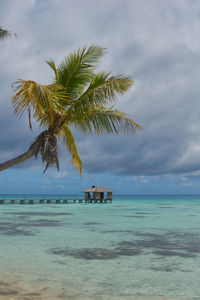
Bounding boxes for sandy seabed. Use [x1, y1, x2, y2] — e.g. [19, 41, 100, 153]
[0, 297, 173, 300]
[0, 281, 173, 300]
[0, 274, 173, 300]
[0, 282, 178, 300]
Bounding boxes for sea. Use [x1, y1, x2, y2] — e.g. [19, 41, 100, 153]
[0, 194, 199, 300]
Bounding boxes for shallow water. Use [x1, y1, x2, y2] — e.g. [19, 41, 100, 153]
[0, 194, 200, 299]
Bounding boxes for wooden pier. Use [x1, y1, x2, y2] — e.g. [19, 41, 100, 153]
[0, 198, 112, 205]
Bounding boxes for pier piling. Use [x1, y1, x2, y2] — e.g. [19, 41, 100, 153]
[0, 198, 112, 205]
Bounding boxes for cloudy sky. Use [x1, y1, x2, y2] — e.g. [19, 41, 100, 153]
[1, 0, 200, 194]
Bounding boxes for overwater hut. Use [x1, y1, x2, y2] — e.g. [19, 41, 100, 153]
[82, 185, 114, 202]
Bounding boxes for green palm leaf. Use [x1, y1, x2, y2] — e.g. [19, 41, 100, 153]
[65, 72, 133, 122]
[0, 26, 16, 40]
[60, 125, 83, 175]
[73, 106, 141, 135]
[49, 45, 104, 99]
[0, 26, 10, 39]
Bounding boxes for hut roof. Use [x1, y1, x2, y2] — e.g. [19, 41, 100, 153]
[82, 185, 115, 193]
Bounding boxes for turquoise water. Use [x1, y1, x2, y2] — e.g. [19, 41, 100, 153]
[0, 194, 200, 299]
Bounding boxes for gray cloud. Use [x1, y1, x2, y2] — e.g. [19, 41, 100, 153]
[1, 0, 200, 177]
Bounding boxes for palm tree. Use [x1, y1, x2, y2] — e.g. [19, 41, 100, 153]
[0, 26, 16, 40]
[0, 45, 141, 174]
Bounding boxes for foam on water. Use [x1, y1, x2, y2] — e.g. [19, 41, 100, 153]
[0, 195, 200, 299]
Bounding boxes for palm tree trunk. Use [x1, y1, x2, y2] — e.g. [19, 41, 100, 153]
[0, 130, 59, 173]
[0, 148, 34, 172]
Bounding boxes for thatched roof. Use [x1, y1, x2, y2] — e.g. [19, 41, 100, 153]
[82, 185, 115, 193]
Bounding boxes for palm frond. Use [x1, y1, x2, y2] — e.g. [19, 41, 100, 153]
[60, 125, 83, 175]
[0, 26, 10, 39]
[13, 80, 67, 128]
[47, 83, 72, 106]
[46, 60, 59, 81]
[0, 26, 16, 40]
[74, 106, 141, 135]
[55, 45, 104, 99]
[65, 72, 133, 122]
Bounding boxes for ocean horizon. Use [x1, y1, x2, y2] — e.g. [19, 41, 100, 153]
[0, 194, 199, 299]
